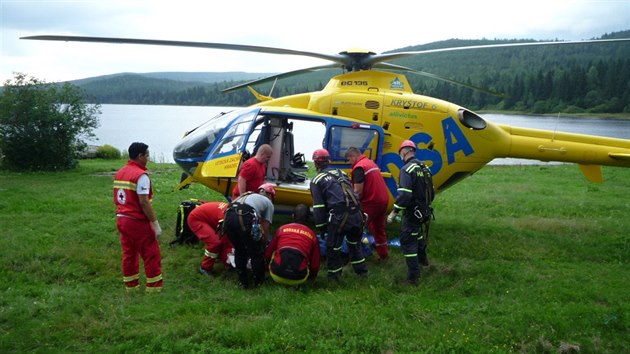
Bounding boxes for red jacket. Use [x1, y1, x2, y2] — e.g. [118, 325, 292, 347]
[188, 201, 229, 229]
[114, 160, 152, 220]
[351, 155, 389, 207]
[266, 223, 320, 276]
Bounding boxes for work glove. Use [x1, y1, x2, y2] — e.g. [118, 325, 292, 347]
[152, 220, 163, 237]
[386, 210, 398, 224]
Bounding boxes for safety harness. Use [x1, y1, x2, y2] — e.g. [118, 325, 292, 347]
[409, 161, 435, 242]
[325, 169, 363, 232]
[227, 192, 262, 241]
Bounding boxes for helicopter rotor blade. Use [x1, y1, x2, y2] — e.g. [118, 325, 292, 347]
[406, 70, 506, 97]
[21, 35, 628, 97]
[373, 62, 417, 72]
[222, 64, 341, 92]
[20, 35, 345, 63]
[22, 35, 630, 71]
[372, 62, 505, 97]
[364, 38, 630, 67]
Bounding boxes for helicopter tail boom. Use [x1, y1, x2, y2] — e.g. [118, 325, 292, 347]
[496, 125, 630, 180]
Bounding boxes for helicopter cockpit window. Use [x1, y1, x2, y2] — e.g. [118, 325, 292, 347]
[328, 126, 380, 162]
[173, 108, 259, 161]
[208, 110, 258, 158]
[173, 111, 236, 160]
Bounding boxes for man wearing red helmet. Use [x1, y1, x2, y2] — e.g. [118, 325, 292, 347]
[310, 148, 368, 282]
[223, 183, 275, 288]
[187, 201, 235, 277]
[387, 140, 435, 285]
[345, 146, 390, 261]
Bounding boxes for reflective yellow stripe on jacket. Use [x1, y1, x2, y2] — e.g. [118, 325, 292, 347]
[114, 180, 137, 191]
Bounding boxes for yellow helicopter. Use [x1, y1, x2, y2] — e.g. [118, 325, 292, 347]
[22, 35, 630, 212]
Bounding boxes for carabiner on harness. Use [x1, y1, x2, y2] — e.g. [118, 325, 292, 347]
[414, 207, 424, 220]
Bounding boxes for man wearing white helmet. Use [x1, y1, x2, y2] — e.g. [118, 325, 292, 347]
[223, 183, 275, 289]
[387, 140, 435, 286]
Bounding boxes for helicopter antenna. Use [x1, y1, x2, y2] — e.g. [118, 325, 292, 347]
[269, 78, 278, 97]
[552, 112, 560, 142]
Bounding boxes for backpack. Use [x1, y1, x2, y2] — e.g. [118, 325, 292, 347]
[414, 162, 435, 224]
[170, 199, 204, 247]
[418, 163, 435, 206]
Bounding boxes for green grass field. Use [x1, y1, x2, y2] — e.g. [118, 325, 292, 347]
[1, 160, 628, 353]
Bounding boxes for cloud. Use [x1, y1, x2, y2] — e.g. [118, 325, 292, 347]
[1, 0, 628, 83]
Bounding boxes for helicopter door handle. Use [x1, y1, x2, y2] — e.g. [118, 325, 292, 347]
[537, 145, 567, 154]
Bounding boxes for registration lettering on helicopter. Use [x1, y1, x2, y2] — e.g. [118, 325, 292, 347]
[389, 99, 429, 109]
[340, 81, 369, 86]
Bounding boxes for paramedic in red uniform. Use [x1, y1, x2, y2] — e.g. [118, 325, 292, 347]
[113, 142, 163, 293]
[265, 204, 320, 286]
[345, 146, 390, 261]
[231, 144, 273, 200]
[187, 201, 234, 276]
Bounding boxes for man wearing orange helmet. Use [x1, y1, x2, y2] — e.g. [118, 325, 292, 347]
[387, 140, 435, 285]
[310, 148, 368, 282]
[345, 146, 390, 261]
[187, 201, 234, 277]
[223, 183, 275, 288]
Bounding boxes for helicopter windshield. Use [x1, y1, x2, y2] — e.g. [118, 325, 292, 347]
[173, 108, 259, 162]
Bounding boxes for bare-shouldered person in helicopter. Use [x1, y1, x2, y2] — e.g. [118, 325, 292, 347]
[232, 144, 273, 200]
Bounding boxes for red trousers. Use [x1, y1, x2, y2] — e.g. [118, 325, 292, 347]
[117, 216, 162, 291]
[363, 203, 389, 259]
[189, 220, 234, 271]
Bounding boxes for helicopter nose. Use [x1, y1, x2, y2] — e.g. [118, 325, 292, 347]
[173, 133, 209, 175]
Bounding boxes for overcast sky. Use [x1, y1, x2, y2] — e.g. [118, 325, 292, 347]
[1, 0, 629, 83]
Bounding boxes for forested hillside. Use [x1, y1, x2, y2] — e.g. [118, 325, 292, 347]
[74, 31, 630, 113]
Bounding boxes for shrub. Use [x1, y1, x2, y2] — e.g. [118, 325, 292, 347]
[96, 144, 122, 159]
[0, 73, 100, 171]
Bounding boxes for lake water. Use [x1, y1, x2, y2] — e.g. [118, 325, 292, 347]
[89, 104, 630, 164]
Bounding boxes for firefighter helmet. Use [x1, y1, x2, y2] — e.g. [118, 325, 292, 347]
[258, 183, 276, 199]
[398, 140, 417, 153]
[312, 148, 330, 163]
